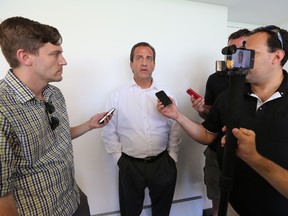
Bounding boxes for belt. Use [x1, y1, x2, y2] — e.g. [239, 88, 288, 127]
[123, 150, 167, 163]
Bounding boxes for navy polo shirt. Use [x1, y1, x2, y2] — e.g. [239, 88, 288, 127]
[203, 70, 288, 215]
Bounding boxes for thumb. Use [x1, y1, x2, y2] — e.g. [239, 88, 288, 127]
[232, 128, 240, 137]
[239, 127, 255, 137]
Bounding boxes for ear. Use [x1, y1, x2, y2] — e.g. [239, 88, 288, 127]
[16, 49, 33, 66]
[130, 61, 134, 73]
[273, 49, 285, 65]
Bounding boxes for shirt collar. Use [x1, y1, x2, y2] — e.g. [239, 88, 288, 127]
[5, 69, 54, 104]
[128, 78, 160, 91]
[245, 69, 288, 97]
[278, 69, 288, 95]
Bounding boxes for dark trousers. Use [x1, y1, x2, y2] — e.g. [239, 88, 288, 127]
[72, 187, 91, 216]
[118, 151, 177, 216]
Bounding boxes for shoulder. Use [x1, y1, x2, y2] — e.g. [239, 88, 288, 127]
[208, 71, 228, 80]
[46, 84, 65, 101]
[207, 72, 218, 79]
[47, 84, 61, 92]
[111, 82, 131, 93]
[0, 79, 10, 98]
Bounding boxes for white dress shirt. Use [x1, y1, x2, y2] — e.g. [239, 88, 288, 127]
[102, 79, 182, 164]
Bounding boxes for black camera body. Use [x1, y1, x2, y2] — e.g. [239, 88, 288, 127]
[222, 45, 255, 70]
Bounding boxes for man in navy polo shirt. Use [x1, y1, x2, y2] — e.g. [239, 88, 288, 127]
[157, 25, 288, 215]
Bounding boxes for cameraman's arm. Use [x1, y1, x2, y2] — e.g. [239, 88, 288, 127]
[232, 128, 288, 198]
[0, 193, 19, 216]
[250, 154, 288, 199]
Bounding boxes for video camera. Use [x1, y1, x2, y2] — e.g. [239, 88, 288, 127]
[221, 45, 255, 70]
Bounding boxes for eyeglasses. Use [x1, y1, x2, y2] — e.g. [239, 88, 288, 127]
[44, 101, 59, 130]
[264, 25, 284, 50]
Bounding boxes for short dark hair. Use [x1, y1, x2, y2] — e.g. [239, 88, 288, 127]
[0, 16, 62, 68]
[228, 28, 251, 41]
[250, 25, 288, 66]
[130, 42, 156, 62]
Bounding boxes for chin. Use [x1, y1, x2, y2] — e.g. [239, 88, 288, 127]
[52, 77, 63, 82]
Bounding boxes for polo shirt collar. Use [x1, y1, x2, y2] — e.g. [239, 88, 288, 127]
[244, 69, 288, 97]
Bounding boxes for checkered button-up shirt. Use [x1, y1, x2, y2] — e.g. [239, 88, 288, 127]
[0, 70, 79, 215]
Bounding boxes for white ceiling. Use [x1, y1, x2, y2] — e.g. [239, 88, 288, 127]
[190, 0, 287, 26]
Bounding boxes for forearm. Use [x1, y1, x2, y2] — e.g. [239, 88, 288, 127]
[70, 121, 91, 140]
[70, 112, 109, 139]
[175, 112, 215, 145]
[246, 154, 288, 198]
[0, 193, 19, 216]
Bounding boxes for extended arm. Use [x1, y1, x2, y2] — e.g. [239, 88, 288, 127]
[157, 99, 217, 145]
[70, 112, 109, 139]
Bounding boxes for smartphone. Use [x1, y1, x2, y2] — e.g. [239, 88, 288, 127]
[155, 90, 172, 107]
[228, 48, 255, 69]
[186, 88, 201, 99]
[98, 108, 116, 124]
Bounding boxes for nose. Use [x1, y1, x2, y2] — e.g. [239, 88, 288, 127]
[59, 54, 67, 66]
[141, 59, 148, 66]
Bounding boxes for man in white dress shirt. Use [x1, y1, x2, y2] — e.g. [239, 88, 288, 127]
[102, 42, 181, 216]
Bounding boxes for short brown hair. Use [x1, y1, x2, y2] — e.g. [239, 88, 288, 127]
[228, 29, 250, 41]
[0, 16, 62, 68]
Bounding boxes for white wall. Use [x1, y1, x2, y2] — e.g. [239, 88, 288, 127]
[0, 1, 228, 215]
[281, 22, 288, 29]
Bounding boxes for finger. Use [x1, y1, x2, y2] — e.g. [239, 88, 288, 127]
[239, 127, 255, 136]
[232, 128, 241, 138]
[220, 135, 226, 147]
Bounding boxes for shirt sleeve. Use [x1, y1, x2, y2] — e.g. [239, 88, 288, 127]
[101, 91, 122, 165]
[166, 95, 182, 162]
[204, 75, 216, 105]
[0, 113, 16, 196]
[202, 91, 226, 134]
[167, 120, 182, 162]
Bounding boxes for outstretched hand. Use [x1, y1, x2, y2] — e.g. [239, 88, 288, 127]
[88, 112, 113, 129]
[70, 111, 114, 139]
[156, 97, 179, 120]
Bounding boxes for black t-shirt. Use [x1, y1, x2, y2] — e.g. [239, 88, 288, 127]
[203, 70, 288, 215]
[204, 71, 229, 151]
[205, 71, 229, 105]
